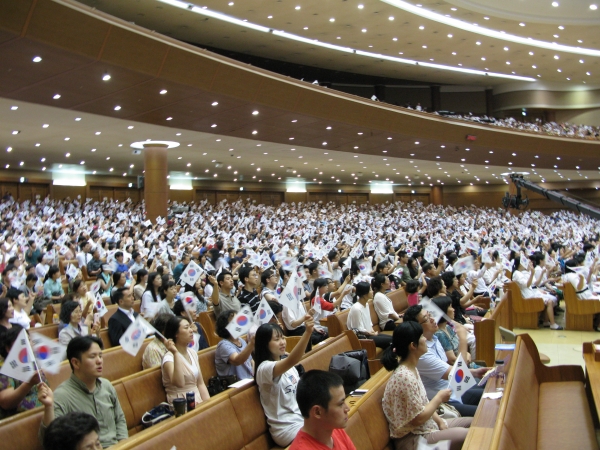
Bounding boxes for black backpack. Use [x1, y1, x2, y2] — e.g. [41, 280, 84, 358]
[328, 349, 370, 395]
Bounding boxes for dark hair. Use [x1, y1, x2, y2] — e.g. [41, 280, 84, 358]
[164, 316, 189, 345]
[431, 296, 452, 324]
[112, 287, 129, 306]
[66, 336, 103, 372]
[215, 309, 237, 339]
[132, 250, 140, 260]
[307, 262, 319, 276]
[309, 278, 329, 300]
[254, 323, 285, 375]
[6, 287, 22, 301]
[217, 271, 233, 287]
[512, 256, 521, 275]
[144, 272, 161, 302]
[136, 269, 148, 283]
[402, 305, 423, 324]
[405, 279, 420, 295]
[0, 325, 24, 358]
[440, 271, 456, 289]
[407, 258, 419, 279]
[375, 261, 389, 274]
[296, 370, 344, 418]
[426, 277, 444, 298]
[26, 273, 38, 285]
[59, 300, 81, 325]
[398, 250, 407, 258]
[0, 297, 10, 321]
[381, 322, 423, 370]
[238, 266, 254, 285]
[43, 412, 100, 450]
[421, 262, 433, 274]
[371, 273, 388, 292]
[45, 265, 60, 282]
[160, 280, 177, 298]
[150, 313, 172, 336]
[72, 279, 84, 294]
[353, 281, 371, 303]
[261, 269, 276, 287]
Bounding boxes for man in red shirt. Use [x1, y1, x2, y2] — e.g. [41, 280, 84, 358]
[290, 370, 356, 450]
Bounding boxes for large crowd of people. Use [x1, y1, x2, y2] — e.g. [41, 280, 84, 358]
[1, 195, 600, 448]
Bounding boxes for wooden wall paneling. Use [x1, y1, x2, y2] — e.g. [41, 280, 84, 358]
[284, 192, 307, 204]
[413, 194, 430, 205]
[326, 193, 348, 205]
[17, 183, 49, 202]
[369, 193, 394, 204]
[194, 190, 216, 205]
[260, 192, 283, 206]
[347, 194, 368, 204]
[247, 192, 262, 204]
[0, 182, 18, 199]
[167, 189, 193, 204]
[308, 193, 328, 204]
[49, 185, 85, 201]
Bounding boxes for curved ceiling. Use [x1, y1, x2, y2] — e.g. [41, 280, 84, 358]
[76, 0, 599, 86]
[446, 0, 600, 25]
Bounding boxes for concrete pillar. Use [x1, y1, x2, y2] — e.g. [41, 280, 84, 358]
[431, 185, 443, 205]
[430, 85, 441, 112]
[144, 144, 168, 221]
[485, 88, 494, 117]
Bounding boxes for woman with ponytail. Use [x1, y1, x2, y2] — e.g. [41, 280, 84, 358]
[381, 322, 472, 450]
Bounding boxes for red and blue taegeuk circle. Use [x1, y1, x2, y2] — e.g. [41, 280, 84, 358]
[187, 269, 196, 277]
[454, 369, 464, 383]
[259, 309, 267, 319]
[131, 329, 142, 340]
[236, 316, 248, 326]
[36, 345, 50, 360]
[18, 348, 29, 364]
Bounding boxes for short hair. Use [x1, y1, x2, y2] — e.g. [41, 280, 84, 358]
[440, 271, 456, 289]
[150, 313, 172, 336]
[66, 336, 103, 372]
[43, 412, 100, 450]
[217, 271, 233, 287]
[132, 250, 140, 260]
[0, 298, 10, 327]
[398, 250, 407, 258]
[260, 269, 276, 287]
[238, 266, 254, 285]
[405, 279, 420, 294]
[112, 287, 129, 306]
[432, 296, 452, 324]
[421, 262, 433, 274]
[59, 301, 80, 325]
[164, 316, 189, 345]
[296, 370, 344, 418]
[215, 309, 237, 339]
[402, 305, 423, 324]
[115, 251, 123, 259]
[426, 277, 444, 298]
[307, 262, 319, 275]
[6, 287, 22, 301]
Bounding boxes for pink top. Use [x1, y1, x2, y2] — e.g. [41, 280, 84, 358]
[407, 292, 419, 307]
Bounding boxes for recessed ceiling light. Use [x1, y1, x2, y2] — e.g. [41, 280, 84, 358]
[10, 106, 18, 110]
[166, 117, 172, 121]
[590, 4, 598, 10]
[419, 25, 424, 30]
[114, 105, 121, 111]
[361, 28, 367, 32]
[91, 148, 96, 152]
[40, 157, 45, 162]
[160, 89, 168, 94]
[447, 34, 453, 38]
[389, 16, 394, 20]
[295, 5, 301, 10]
[65, 153, 70, 157]
[558, 25, 565, 30]
[211, 101, 219, 106]
[95, 131, 101, 135]
[211, 124, 217, 127]
[554, 55, 559, 59]
[476, 41, 481, 45]
[35, 143, 40, 147]
[484, 16, 489, 20]
[128, 126, 134, 129]
[6, 147, 12, 152]
[422, 45, 427, 48]
[252, 111, 259, 115]
[452, 52, 456, 55]
[329, 18, 335, 22]
[267, 15, 272, 19]
[358, 4, 364, 9]
[519, 22, 525, 26]
[102, 74, 111, 81]
[80, 161, 85, 165]
[415, 141, 419, 144]
[532, 65, 537, 68]
[252, 130, 258, 135]
[504, 46, 509, 51]
[32, 56, 42, 63]
[11, 130, 19, 135]
[53, 94, 61, 99]
[64, 137, 70, 141]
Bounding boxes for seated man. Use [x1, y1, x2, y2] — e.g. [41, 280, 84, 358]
[38, 336, 127, 448]
[291, 370, 356, 450]
[43, 411, 101, 450]
[402, 305, 488, 417]
[108, 287, 138, 347]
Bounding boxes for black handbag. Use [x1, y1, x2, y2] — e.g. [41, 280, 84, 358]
[207, 375, 238, 397]
[329, 349, 370, 395]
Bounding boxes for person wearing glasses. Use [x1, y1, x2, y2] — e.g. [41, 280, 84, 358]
[402, 305, 489, 417]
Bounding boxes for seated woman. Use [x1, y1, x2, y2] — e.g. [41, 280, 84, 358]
[58, 301, 100, 346]
[69, 280, 94, 320]
[372, 274, 401, 331]
[431, 296, 476, 365]
[562, 258, 600, 329]
[172, 300, 209, 351]
[215, 310, 254, 380]
[43, 265, 64, 305]
[162, 316, 210, 405]
[7, 288, 34, 330]
[382, 321, 472, 450]
[142, 313, 171, 370]
[254, 315, 314, 447]
[0, 325, 45, 419]
[347, 282, 393, 349]
[0, 298, 14, 333]
[512, 256, 562, 330]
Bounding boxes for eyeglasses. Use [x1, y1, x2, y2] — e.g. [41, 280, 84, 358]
[419, 313, 433, 325]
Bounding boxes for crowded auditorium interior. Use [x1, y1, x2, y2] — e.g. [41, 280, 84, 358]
[1, 0, 600, 449]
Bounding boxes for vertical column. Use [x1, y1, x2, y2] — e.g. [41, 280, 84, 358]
[144, 144, 168, 222]
[485, 88, 494, 117]
[430, 85, 441, 112]
[431, 186, 443, 205]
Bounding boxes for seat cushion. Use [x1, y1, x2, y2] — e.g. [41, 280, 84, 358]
[537, 381, 597, 450]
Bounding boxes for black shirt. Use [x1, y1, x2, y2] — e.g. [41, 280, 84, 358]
[238, 289, 260, 313]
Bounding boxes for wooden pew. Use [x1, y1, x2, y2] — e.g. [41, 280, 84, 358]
[388, 287, 409, 315]
[199, 310, 221, 347]
[29, 323, 59, 340]
[473, 292, 513, 367]
[505, 282, 545, 329]
[563, 282, 600, 331]
[489, 334, 595, 450]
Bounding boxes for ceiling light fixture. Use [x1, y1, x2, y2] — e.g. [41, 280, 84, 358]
[380, 0, 600, 56]
[102, 74, 111, 81]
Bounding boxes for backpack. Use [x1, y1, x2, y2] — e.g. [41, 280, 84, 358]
[328, 349, 370, 395]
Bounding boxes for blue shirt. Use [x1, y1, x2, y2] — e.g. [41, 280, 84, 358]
[416, 335, 450, 400]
